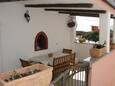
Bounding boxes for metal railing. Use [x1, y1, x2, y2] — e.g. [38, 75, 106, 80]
[50, 61, 89, 86]
[64, 62, 89, 86]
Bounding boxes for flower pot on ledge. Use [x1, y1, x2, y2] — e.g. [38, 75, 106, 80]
[90, 47, 106, 58]
[110, 43, 115, 50]
[78, 37, 86, 43]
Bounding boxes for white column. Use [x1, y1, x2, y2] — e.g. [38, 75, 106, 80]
[113, 19, 115, 43]
[99, 11, 111, 53]
[71, 16, 77, 52]
[0, 25, 3, 72]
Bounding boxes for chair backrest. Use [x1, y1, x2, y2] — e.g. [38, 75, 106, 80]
[52, 55, 71, 79]
[70, 53, 76, 66]
[62, 48, 72, 54]
[20, 58, 31, 67]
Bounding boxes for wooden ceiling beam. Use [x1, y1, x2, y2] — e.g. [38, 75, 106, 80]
[0, 0, 26, 2]
[103, 0, 115, 9]
[45, 9, 106, 13]
[59, 12, 99, 17]
[70, 13, 99, 17]
[59, 11, 99, 14]
[25, 3, 93, 8]
[111, 14, 115, 19]
[59, 12, 115, 19]
[72, 14, 115, 19]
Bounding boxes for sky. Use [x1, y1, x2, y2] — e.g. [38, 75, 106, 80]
[76, 16, 113, 32]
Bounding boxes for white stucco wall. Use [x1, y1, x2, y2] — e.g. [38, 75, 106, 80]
[75, 43, 93, 60]
[0, 2, 72, 72]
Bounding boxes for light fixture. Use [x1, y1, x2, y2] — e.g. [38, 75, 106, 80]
[67, 16, 76, 28]
[24, 10, 30, 22]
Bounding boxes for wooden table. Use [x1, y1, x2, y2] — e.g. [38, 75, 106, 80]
[29, 52, 69, 66]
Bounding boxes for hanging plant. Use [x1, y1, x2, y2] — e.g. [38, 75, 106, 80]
[67, 16, 76, 28]
[67, 21, 76, 28]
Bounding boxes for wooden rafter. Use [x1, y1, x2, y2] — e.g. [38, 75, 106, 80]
[0, 0, 26, 2]
[59, 11, 99, 17]
[45, 9, 106, 13]
[25, 3, 93, 8]
[59, 11, 99, 15]
[59, 12, 115, 19]
[111, 14, 115, 19]
[103, 0, 115, 9]
[70, 13, 99, 17]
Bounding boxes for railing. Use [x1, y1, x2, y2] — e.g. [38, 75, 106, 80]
[64, 62, 89, 86]
[50, 61, 89, 86]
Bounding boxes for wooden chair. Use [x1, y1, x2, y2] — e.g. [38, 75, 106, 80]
[20, 58, 32, 67]
[70, 53, 76, 66]
[62, 48, 72, 54]
[52, 55, 71, 79]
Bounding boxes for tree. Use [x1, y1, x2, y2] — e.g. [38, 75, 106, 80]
[83, 32, 99, 42]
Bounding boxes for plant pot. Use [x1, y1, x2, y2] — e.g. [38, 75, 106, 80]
[90, 47, 106, 58]
[79, 39, 85, 43]
[78, 38, 86, 43]
[110, 43, 115, 50]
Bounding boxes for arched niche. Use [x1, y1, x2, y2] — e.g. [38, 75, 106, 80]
[34, 32, 48, 51]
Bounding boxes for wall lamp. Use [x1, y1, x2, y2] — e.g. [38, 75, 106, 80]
[24, 10, 30, 22]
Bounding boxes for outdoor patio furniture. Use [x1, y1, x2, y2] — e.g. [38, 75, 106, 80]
[28, 52, 70, 66]
[52, 55, 70, 79]
[20, 58, 32, 67]
[21, 52, 76, 83]
[62, 48, 72, 54]
[52, 53, 75, 79]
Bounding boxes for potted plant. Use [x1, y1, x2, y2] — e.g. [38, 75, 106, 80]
[110, 40, 115, 50]
[78, 36, 86, 43]
[109, 29, 115, 50]
[90, 42, 106, 58]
